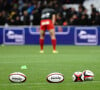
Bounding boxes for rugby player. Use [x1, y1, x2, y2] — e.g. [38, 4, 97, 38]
[40, 2, 58, 53]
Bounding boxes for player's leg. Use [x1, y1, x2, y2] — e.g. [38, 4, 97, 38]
[48, 29, 58, 53]
[40, 30, 45, 53]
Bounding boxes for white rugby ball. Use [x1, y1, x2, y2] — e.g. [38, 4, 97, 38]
[46, 72, 64, 83]
[9, 72, 26, 83]
[83, 70, 94, 81]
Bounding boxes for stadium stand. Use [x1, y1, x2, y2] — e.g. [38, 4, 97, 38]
[0, 0, 100, 26]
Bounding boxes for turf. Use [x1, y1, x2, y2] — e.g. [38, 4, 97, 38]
[0, 45, 100, 90]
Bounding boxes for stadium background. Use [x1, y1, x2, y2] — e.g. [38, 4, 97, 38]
[0, 0, 100, 45]
[0, 0, 100, 90]
[0, 0, 100, 26]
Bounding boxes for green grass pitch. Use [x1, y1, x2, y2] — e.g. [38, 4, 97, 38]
[0, 45, 100, 90]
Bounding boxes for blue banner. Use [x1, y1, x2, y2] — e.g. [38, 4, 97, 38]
[75, 27, 98, 45]
[3, 27, 25, 45]
[0, 26, 100, 45]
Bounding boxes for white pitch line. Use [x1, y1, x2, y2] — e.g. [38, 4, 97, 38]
[0, 81, 100, 86]
[0, 62, 31, 64]
[0, 56, 39, 58]
[0, 61, 48, 64]
[0, 83, 48, 86]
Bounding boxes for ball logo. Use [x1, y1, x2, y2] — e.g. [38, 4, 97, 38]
[50, 75, 62, 80]
[12, 77, 22, 81]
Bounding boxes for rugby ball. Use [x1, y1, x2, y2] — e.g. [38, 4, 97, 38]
[46, 72, 64, 83]
[72, 72, 84, 82]
[83, 70, 94, 81]
[9, 72, 26, 83]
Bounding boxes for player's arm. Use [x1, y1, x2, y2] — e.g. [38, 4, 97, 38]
[52, 14, 56, 25]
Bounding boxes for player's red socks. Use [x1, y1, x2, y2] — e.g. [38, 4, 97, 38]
[51, 39, 56, 51]
[40, 39, 56, 51]
[40, 39, 44, 50]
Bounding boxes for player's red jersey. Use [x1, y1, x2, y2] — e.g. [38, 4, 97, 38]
[40, 8, 56, 31]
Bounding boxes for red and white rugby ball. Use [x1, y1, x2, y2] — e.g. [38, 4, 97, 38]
[9, 72, 26, 83]
[46, 72, 64, 83]
[83, 70, 94, 81]
[72, 72, 84, 82]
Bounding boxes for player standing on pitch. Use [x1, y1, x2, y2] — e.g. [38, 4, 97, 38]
[40, 2, 58, 53]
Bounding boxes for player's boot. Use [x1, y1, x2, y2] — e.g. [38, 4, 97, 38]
[40, 50, 44, 53]
[52, 50, 58, 54]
